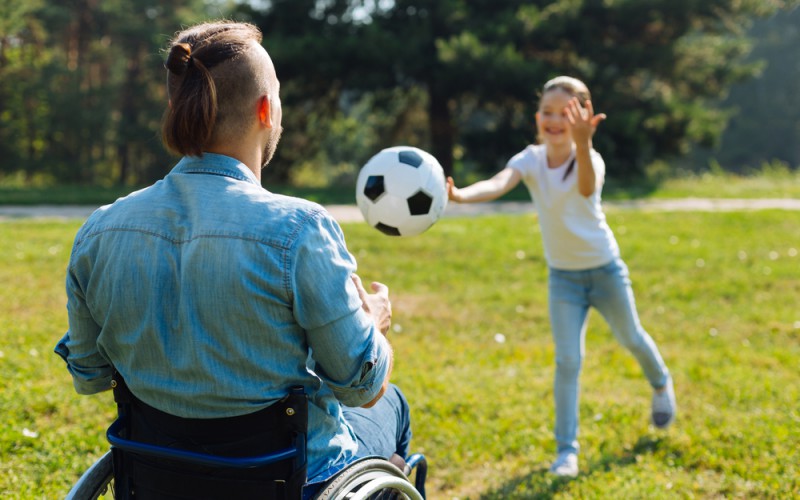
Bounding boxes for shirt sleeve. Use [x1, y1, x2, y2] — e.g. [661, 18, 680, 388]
[506, 147, 530, 175]
[54, 261, 113, 395]
[290, 210, 391, 408]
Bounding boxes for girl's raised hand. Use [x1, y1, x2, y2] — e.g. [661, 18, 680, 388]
[565, 98, 606, 145]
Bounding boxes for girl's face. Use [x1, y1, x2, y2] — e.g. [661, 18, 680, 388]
[536, 88, 575, 148]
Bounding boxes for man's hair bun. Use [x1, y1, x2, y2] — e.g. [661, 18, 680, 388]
[165, 42, 193, 76]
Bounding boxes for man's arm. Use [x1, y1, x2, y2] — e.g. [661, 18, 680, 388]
[292, 211, 393, 408]
[350, 275, 393, 408]
[55, 267, 113, 394]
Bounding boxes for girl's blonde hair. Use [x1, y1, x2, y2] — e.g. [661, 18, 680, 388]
[536, 77, 591, 181]
[540, 76, 591, 106]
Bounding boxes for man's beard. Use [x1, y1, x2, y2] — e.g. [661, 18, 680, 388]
[261, 126, 283, 168]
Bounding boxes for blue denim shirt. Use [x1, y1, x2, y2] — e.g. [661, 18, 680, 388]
[54, 153, 391, 480]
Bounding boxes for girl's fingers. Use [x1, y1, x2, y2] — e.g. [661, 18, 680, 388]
[591, 113, 607, 128]
[568, 98, 590, 123]
[566, 99, 580, 124]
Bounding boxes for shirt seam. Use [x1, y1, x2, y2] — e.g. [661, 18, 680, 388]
[282, 207, 328, 304]
[76, 226, 293, 249]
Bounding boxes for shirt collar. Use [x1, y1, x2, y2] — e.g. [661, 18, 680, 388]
[172, 153, 260, 185]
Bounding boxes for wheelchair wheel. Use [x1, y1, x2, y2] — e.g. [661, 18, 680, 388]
[67, 453, 424, 500]
[313, 458, 423, 500]
[65, 451, 115, 500]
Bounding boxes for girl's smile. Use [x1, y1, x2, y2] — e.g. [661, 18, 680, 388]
[536, 88, 576, 146]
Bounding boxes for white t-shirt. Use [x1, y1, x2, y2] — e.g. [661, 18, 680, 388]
[507, 144, 619, 270]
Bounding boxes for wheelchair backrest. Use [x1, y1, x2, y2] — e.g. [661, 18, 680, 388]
[109, 373, 307, 499]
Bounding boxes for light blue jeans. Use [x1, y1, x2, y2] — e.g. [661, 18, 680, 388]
[548, 258, 670, 455]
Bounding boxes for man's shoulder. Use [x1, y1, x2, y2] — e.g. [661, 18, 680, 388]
[75, 183, 163, 234]
[243, 190, 329, 226]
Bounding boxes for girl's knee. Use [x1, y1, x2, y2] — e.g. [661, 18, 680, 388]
[555, 355, 583, 377]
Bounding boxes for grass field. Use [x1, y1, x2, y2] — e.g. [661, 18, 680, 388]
[2, 166, 800, 206]
[1, 208, 799, 498]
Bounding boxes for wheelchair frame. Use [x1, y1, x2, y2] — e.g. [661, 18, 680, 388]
[66, 450, 427, 499]
[65, 379, 427, 500]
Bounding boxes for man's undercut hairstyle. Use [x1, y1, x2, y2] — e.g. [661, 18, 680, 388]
[162, 21, 267, 157]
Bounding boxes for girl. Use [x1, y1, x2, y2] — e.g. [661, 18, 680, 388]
[447, 76, 676, 477]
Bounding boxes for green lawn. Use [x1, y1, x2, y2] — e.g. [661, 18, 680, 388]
[1, 209, 799, 498]
[3, 167, 800, 206]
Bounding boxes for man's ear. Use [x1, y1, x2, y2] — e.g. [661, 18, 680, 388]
[257, 95, 272, 128]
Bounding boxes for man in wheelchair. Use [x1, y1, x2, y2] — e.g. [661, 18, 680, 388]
[55, 20, 420, 499]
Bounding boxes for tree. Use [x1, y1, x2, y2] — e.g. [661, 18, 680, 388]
[0, 0, 215, 186]
[0, 0, 50, 181]
[699, 7, 800, 170]
[241, 0, 795, 181]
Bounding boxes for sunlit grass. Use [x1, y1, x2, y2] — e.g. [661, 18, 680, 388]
[648, 170, 800, 199]
[3, 167, 800, 206]
[2, 210, 799, 498]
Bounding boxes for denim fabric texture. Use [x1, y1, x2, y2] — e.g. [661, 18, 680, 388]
[343, 384, 412, 459]
[548, 258, 670, 454]
[54, 153, 393, 481]
[302, 384, 413, 498]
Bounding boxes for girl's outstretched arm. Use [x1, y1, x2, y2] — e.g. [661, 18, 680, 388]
[447, 167, 522, 203]
[566, 98, 606, 197]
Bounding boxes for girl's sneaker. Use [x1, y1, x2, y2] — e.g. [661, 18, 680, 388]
[652, 377, 676, 428]
[549, 451, 578, 477]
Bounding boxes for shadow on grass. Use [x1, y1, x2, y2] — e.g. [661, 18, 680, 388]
[478, 435, 668, 499]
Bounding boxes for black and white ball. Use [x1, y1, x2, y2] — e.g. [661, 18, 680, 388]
[355, 146, 448, 237]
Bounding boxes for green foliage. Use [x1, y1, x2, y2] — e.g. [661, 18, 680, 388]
[2, 0, 798, 187]
[2, 209, 799, 497]
[239, 0, 793, 183]
[694, 6, 800, 170]
[0, 0, 215, 185]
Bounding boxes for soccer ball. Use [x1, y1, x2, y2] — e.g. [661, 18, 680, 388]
[355, 146, 448, 237]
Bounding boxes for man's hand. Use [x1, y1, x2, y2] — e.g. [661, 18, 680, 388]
[352, 274, 392, 335]
[352, 274, 393, 408]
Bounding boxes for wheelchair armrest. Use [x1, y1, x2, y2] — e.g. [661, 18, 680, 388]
[404, 453, 427, 499]
[107, 418, 302, 469]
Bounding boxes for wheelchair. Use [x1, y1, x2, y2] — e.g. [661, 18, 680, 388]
[66, 374, 427, 500]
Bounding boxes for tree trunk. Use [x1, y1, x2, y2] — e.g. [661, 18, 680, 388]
[428, 83, 454, 177]
[117, 42, 143, 185]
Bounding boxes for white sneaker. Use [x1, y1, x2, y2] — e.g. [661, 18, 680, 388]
[652, 377, 676, 428]
[549, 451, 578, 477]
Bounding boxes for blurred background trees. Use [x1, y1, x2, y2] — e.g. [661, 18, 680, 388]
[0, 0, 798, 188]
[0, 0, 215, 186]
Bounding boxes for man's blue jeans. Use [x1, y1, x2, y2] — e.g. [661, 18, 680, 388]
[548, 258, 670, 454]
[343, 384, 412, 460]
[303, 384, 412, 498]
